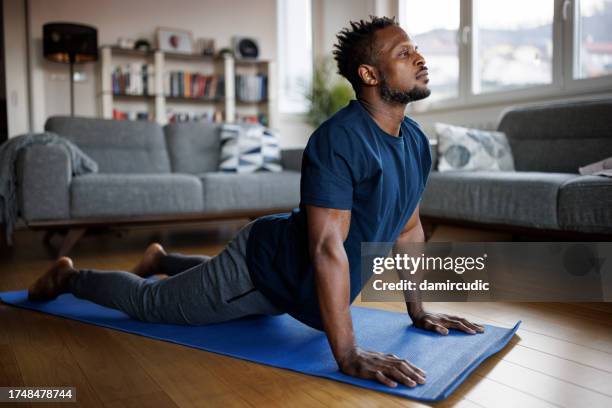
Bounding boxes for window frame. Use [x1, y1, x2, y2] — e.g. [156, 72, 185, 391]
[402, 0, 612, 114]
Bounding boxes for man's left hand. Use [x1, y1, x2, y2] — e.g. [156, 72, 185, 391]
[411, 312, 485, 335]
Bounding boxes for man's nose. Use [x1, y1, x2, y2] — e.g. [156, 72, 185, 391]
[414, 52, 426, 67]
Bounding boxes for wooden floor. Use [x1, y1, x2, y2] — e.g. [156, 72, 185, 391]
[1, 221, 611, 407]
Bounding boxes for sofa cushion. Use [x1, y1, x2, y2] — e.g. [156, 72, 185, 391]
[498, 99, 612, 173]
[558, 176, 612, 234]
[435, 123, 514, 172]
[420, 171, 577, 229]
[71, 174, 203, 218]
[199, 171, 300, 213]
[45, 116, 171, 174]
[164, 122, 221, 174]
[218, 123, 283, 173]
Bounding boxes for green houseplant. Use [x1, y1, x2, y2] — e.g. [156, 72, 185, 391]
[305, 56, 355, 128]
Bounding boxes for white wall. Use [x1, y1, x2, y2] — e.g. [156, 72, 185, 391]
[13, 0, 608, 146]
[15, 0, 366, 146]
[26, 0, 278, 131]
[4, 0, 30, 136]
[278, 0, 376, 147]
[9, 0, 396, 145]
[312, 0, 374, 59]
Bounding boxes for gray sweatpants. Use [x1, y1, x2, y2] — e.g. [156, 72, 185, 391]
[67, 220, 284, 325]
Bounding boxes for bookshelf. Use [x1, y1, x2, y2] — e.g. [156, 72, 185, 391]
[98, 46, 277, 127]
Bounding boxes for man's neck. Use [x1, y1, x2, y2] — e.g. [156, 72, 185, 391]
[357, 96, 407, 137]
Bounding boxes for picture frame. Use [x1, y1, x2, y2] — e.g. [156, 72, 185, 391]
[156, 27, 194, 54]
[195, 38, 216, 56]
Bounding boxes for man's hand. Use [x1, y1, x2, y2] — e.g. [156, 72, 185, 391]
[411, 311, 485, 335]
[305, 205, 426, 389]
[395, 206, 485, 337]
[339, 347, 426, 388]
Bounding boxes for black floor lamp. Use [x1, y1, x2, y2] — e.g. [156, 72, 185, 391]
[43, 23, 98, 116]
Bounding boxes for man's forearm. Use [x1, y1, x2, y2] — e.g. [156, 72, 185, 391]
[395, 225, 426, 320]
[312, 243, 356, 368]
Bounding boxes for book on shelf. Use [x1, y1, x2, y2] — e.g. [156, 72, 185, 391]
[166, 108, 224, 124]
[236, 74, 267, 102]
[113, 108, 153, 121]
[112, 63, 154, 96]
[164, 71, 224, 100]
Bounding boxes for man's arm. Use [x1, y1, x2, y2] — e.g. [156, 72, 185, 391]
[306, 204, 426, 388]
[394, 204, 426, 320]
[395, 204, 485, 335]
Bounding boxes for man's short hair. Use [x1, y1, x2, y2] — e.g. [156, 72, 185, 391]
[333, 16, 398, 94]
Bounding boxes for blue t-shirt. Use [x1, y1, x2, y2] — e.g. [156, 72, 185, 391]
[246, 99, 432, 330]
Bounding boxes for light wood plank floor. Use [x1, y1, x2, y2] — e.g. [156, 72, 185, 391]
[1, 221, 611, 407]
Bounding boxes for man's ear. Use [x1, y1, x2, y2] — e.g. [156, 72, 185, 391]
[357, 64, 379, 87]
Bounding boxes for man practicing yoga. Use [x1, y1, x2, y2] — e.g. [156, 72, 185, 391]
[29, 16, 484, 389]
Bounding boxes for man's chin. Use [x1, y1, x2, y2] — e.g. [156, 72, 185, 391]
[379, 83, 431, 104]
[408, 86, 431, 103]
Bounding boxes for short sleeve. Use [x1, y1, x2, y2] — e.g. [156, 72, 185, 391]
[420, 132, 433, 188]
[300, 126, 355, 209]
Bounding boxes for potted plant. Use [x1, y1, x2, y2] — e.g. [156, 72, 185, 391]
[305, 56, 355, 128]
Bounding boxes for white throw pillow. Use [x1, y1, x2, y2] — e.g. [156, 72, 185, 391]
[218, 123, 283, 173]
[435, 123, 515, 172]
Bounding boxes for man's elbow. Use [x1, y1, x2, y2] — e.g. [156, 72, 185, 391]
[398, 223, 425, 244]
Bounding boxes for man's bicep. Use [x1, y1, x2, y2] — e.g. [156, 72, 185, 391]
[305, 205, 351, 256]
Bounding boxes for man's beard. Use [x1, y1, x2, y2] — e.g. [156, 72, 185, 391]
[379, 72, 431, 104]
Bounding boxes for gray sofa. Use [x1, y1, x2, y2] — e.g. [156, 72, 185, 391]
[16, 117, 302, 255]
[420, 99, 612, 238]
[13, 99, 612, 256]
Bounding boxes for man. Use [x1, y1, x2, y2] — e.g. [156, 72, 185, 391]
[29, 16, 483, 389]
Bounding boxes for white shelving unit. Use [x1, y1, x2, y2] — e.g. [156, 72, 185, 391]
[98, 46, 277, 127]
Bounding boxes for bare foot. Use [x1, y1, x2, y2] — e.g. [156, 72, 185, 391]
[28, 257, 76, 301]
[131, 243, 167, 278]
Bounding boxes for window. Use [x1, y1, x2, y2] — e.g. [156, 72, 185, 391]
[575, 0, 612, 79]
[398, 0, 612, 111]
[399, 0, 460, 103]
[277, 0, 313, 113]
[474, 0, 554, 93]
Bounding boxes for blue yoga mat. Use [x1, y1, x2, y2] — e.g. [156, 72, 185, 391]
[0, 290, 520, 402]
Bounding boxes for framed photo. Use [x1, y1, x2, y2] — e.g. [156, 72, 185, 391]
[156, 27, 194, 54]
[195, 38, 215, 56]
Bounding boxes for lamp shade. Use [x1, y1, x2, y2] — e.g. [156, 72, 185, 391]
[43, 22, 98, 64]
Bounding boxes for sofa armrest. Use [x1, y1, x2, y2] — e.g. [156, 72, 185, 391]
[16, 144, 71, 222]
[281, 148, 304, 172]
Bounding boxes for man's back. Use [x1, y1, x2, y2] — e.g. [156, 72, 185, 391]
[246, 99, 432, 330]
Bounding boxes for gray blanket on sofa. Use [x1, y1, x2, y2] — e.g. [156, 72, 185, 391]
[0, 132, 98, 245]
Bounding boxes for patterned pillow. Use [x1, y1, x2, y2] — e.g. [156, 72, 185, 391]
[435, 123, 515, 172]
[218, 123, 283, 173]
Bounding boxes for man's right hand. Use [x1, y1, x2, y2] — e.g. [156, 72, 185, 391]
[306, 205, 425, 389]
[338, 347, 427, 388]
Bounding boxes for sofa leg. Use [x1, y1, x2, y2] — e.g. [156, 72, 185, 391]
[42, 230, 56, 245]
[58, 228, 87, 258]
